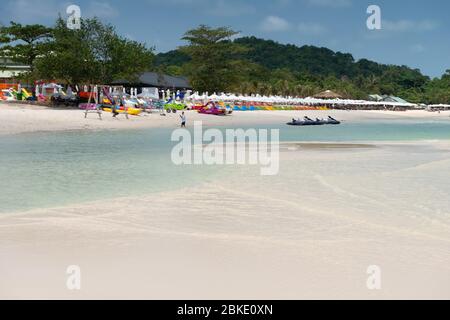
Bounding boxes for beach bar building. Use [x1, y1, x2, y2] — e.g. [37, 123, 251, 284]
[313, 90, 343, 99]
[0, 57, 31, 81]
[427, 104, 450, 112]
[111, 72, 192, 93]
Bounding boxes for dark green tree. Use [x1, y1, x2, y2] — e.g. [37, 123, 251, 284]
[0, 22, 53, 78]
[35, 17, 154, 84]
[180, 25, 248, 92]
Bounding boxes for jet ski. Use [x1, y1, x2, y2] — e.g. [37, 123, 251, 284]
[287, 116, 341, 126]
[315, 118, 328, 125]
[287, 118, 324, 126]
[326, 116, 341, 125]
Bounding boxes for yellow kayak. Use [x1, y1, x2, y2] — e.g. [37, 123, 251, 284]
[103, 107, 142, 116]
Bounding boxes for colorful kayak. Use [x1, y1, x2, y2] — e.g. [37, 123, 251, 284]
[197, 101, 231, 115]
[103, 107, 142, 116]
[79, 103, 99, 110]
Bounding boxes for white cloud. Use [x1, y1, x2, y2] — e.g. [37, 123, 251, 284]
[260, 16, 290, 32]
[297, 22, 327, 35]
[383, 19, 439, 32]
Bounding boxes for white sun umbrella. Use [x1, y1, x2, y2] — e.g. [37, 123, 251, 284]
[184, 91, 192, 101]
[209, 92, 218, 101]
[194, 92, 204, 103]
[190, 92, 199, 101]
[216, 93, 227, 101]
[191, 92, 199, 103]
[201, 92, 208, 101]
[221, 93, 230, 102]
[246, 96, 256, 104]
[244, 95, 254, 103]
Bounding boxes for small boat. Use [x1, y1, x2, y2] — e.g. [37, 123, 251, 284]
[326, 116, 341, 125]
[198, 107, 227, 115]
[103, 107, 142, 116]
[287, 116, 341, 126]
[198, 101, 232, 116]
[79, 103, 99, 110]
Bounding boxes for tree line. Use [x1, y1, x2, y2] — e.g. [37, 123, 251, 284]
[157, 27, 450, 104]
[1, 20, 449, 104]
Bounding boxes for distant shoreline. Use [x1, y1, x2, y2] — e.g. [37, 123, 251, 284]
[1, 101, 450, 137]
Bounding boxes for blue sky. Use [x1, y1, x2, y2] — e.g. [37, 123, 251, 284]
[2, 0, 449, 78]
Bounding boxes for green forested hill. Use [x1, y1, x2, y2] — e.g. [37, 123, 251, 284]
[155, 36, 449, 104]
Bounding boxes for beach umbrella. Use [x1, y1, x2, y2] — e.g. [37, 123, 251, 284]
[209, 92, 218, 100]
[188, 92, 198, 101]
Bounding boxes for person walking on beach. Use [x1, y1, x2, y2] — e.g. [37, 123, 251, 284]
[180, 112, 186, 128]
[112, 104, 119, 118]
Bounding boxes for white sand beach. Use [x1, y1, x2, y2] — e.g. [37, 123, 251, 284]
[1, 102, 449, 136]
[1, 102, 450, 300]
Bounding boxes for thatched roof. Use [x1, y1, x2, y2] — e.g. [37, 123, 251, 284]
[314, 90, 343, 99]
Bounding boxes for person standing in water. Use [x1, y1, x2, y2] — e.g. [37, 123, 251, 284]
[180, 111, 186, 128]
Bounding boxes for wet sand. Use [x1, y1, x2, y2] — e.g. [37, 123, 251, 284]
[1, 140, 450, 299]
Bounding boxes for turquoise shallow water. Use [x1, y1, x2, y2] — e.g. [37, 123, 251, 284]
[0, 119, 449, 213]
[267, 119, 450, 142]
[0, 129, 224, 213]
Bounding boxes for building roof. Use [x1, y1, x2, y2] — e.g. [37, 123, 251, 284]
[111, 72, 192, 89]
[382, 96, 409, 103]
[368, 94, 383, 101]
[313, 90, 343, 99]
